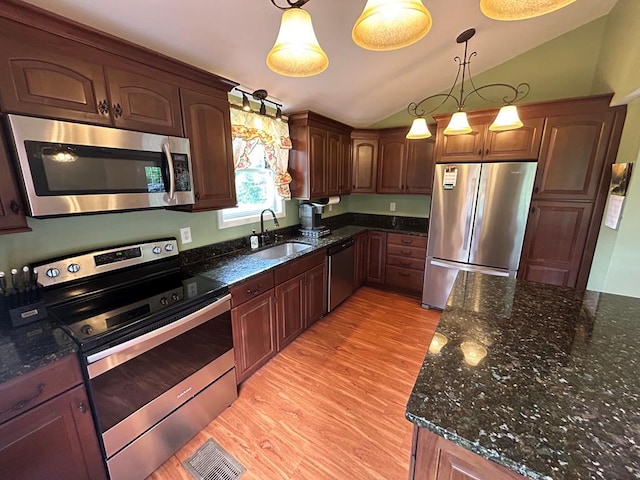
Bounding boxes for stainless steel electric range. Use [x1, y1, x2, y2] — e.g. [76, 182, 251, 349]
[35, 238, 237, 480]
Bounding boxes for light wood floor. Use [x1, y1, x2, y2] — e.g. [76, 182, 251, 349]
[148, 286, 440, 480]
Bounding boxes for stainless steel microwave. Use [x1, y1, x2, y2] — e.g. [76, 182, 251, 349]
[5, 114, 195, 217]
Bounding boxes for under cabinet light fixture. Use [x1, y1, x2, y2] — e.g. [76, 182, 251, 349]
[406, 28, 529, 139]
[234, 88, 284, 120]
[480, 0, 576, 21]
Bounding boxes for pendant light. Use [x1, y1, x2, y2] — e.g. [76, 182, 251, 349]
[352, 0, 432, 51]
[406, 117, 432, 139]
[267, 1, 328, 77]
[406, 28, 530, 138]
[480, 0, 576, 21]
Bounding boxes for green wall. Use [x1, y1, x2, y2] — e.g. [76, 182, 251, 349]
[346, 194, 430, 218]
[587, 0, 640, 296]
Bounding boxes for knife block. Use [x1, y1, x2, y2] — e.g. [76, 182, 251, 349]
[0, 285, 47, 328]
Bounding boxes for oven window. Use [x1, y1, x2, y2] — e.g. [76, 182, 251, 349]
[24, 141, 191, 195]
[89, 310, 232, 434]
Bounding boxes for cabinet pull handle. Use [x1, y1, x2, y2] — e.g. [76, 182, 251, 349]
[113, 103, 123, 117]
[246, 286, 263, 295]
[485, 149, 489, 155]
[1, 383, 45, 415]
[400, 249, 413, 256]
[399, 271, 410, 277]
[10, 200, 20, 214]
[400, 239, 413, 245]
[78, 401, 87, 413]
[98, 99, 110, 115]
[399, 260, 412, 266]
[478, 149, 482, 156]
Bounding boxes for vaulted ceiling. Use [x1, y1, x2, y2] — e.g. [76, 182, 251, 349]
[24, 0, 618, 127]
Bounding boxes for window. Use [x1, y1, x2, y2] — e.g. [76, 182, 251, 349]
[217, 136, 286, 229]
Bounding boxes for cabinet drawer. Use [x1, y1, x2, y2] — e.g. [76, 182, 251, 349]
[230, 271, 275, 308]
[387, 233, 427, 249]
[385, 266, 424, 293]
[0, 354, 82, 425]
[386, 254, 425, 270]
[387, 244, 426, 258]
[275, 250, 326, 285]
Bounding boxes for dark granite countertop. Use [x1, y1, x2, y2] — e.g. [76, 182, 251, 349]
[406, 272, 640, 480]
[0, 319, 77, 385]
[183, 224, 427, 287]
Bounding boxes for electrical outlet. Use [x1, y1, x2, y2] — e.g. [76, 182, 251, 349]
[328, 205, 333, 211]
[180, 227, 192, 244]
[390, 202, 396, 212]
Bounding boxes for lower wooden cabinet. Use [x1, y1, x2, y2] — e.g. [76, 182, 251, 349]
[411, 426, 525, 480]
[366, 231, 387, 284]
[518, 201, 593, 288]
[353, 232, 369, 289]
[276, 273, 306, 351]
[231, 289, 277, 383]
[306, 262, 327, 327]
[385, 233, 427, 296]
[0, 356, 106, 480]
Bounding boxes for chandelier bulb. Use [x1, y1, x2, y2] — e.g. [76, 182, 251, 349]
[480, 0, 576, 21]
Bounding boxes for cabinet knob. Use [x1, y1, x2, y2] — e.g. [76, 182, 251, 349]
[10, 200, 20, 214]
[78, 401, 87, 413]
[195, 191, 200, 201]
[530, 206, 536, 214]
[478, 149, 482, 156]
[534, 186, 539, 194]
[113, 103, 123, 117]
[98, 99, 110, 115]
[485, 149, 489, 155]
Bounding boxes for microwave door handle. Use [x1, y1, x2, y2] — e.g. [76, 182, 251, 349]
[162, 143, 176, 200]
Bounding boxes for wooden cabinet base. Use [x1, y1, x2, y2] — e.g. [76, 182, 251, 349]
[411, 426, 525, 480]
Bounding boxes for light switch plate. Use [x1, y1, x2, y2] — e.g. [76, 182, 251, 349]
[390, 202, 396, 212]
[180, 227, 192, 244]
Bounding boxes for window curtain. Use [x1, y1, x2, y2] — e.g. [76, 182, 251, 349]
[230, 108, 292, 200]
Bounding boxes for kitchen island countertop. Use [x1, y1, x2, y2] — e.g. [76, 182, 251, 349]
[406, 272, 640, 479]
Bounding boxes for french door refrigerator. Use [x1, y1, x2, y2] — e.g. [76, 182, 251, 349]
[422, 161, 537, 309]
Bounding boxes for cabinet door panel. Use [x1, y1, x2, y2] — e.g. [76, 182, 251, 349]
[436, 123, 486, 162]
[484, 117, 544, 160]
[306, 262, 327, 328]
[366, 231, 387, 284]
[0, 34, 110, 124]
[0, 385, 106, 480]
[179, 88, 236, 211]
[106, 67, 182, 136]
[231, 291, 276, 383]
[0, 130, 29, 234]
[276, 274, 306, 351]
[377, 136, 406, 193]
[534, 113, 614, 201]
[309, 127, 327, 198]
[406, 137, 435, 194]
[354, 233, 369, 288]
[339, 134, 352, 195]
[352, 138, 378, 193]
[519, 201, 593, 288]
[327, 132, 340, 196]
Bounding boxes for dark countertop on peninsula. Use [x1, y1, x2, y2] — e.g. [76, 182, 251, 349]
[0, 319, 77, 385]
[406, 272, 640, 480]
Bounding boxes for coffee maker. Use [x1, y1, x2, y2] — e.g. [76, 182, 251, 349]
[299, 203, 330, 237]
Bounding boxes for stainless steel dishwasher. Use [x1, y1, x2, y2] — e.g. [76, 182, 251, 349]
[327, 238, 355, 312]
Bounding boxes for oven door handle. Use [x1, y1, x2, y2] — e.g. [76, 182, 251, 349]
[163, 143, 176, 201]
[86, 294, 231, 379]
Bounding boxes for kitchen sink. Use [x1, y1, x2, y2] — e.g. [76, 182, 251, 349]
[250, 242, 312, 259]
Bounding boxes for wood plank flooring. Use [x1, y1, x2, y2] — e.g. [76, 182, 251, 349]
[148, 286, 440, 480]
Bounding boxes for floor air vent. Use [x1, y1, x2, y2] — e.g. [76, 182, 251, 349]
[183, 438, 246, 480]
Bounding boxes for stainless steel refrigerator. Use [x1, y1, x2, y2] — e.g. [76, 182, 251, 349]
[422, 161, 537, 309]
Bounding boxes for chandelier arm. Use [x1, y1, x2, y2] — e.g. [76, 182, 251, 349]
[461, 83, 530, 108]
[407, 93, 461, 118]
[270, 0, 311, 10]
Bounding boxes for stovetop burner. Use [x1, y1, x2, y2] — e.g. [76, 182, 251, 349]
[34, 238, 228, 353]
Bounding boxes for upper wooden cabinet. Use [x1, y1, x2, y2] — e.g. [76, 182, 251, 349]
[288, 111, 353, 200]
[377, 128, 436, 194]
[178, 88, 236, 211]
[0, 29, 111, 125]
[105, 67, 183, 136]
[435, 113, 544, 163]
[533, 111, 615, 201]
[351, 131, 379, 194]
[0, 128, 29, 235]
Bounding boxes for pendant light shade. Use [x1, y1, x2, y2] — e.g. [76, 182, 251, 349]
[267, 8, 328, 77]
[489, 105, 524, 131]
[480, 0, 576, 21]
[443, 112, 473, 136]
[352, 0, 432, 51]
[406, 118, 432, 139]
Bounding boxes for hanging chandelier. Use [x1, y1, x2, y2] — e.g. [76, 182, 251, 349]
[405, 28, 530, 139]
[266, 0, 432, 77]
[480, 0, 576, 21]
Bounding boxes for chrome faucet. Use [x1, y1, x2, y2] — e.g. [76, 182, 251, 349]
[260, 209, 280, 245]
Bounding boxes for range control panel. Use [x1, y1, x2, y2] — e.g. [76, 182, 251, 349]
[34, 239, 179, 287]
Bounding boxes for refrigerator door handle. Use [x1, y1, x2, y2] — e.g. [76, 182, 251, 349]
[462, 177, 478, 250]
[430, 260, 511, 277]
